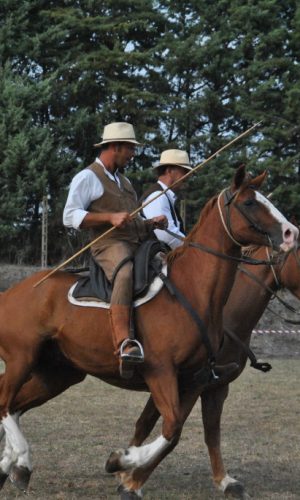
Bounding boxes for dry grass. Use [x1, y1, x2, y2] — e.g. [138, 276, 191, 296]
[0, 358, 299, 499]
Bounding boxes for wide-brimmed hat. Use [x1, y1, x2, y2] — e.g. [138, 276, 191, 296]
[153, 149, 192, 170]
[94, 122, 141, 147]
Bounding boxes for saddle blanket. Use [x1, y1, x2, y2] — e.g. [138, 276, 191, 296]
[67, 262, 167, 309]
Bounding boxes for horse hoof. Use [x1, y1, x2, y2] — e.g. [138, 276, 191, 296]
[0, 471, 8, 489]
[9, 464, 31, 492]
[224, 480, 246, 499]
[105, 450, 124, 473]
[117, 484, 142, 499]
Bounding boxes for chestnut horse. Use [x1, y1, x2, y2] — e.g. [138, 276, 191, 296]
[125, 244, 300, 499]
[0, 167, 298, 498]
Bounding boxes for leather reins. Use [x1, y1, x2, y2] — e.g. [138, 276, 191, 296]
[238, 246, 300, 323]
[155, 187, 286, 378]
[166, 187, 280, 266]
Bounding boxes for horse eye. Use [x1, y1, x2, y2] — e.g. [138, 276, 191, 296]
[244, 199, 255, 207]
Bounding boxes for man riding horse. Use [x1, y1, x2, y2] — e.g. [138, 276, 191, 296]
[140, 149, 192, 249]
[63, 122, 167, 378]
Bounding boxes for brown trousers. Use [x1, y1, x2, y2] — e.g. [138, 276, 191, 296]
[91, 241, 139, 305]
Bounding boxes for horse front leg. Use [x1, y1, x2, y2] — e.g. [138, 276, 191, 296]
[106, 368, 183, 497]
[109, 373, 206, 499]
[112, 395, 160, 495]
[129, 395, 160, 446]
[201, 385, 247, 499]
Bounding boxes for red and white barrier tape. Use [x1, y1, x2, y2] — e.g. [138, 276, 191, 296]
[252, 329, 300, 335]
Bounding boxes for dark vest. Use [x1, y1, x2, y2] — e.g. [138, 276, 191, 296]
[140, 182, 185, 232]
[87, 162, 150, 249]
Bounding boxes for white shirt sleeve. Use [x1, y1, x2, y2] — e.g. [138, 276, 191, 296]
[142, 192, 185, 249]
[63, 169, 104, 230]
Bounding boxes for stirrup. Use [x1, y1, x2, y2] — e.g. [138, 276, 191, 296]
[120, 339, 144, 363]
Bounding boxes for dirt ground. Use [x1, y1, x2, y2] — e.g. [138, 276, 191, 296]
[0, 265, 299, 499]
[0, 356, 299, 500]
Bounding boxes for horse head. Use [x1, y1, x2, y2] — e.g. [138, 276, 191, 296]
[219, 164, 299, 252]
[275, 238, 300, 297]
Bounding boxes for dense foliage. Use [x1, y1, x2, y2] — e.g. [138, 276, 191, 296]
[1, 0, 299, 264]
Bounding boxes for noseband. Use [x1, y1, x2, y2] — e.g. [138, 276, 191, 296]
[218, 188, 271, 248]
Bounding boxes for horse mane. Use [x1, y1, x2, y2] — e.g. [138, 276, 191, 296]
[167, 195, 218, 266]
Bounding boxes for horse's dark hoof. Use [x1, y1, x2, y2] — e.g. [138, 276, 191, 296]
[105, 450, 123, 473]
[0, 470, 8, 489]
[118, 484, 141, 499]
[224, 480, 247, 499]
[9, 464, 31, 492]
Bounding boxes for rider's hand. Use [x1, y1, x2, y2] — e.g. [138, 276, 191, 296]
[110, 212, 131, 228]
[150, 215, 168, 230]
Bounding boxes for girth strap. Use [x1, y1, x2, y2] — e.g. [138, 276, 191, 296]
[150, 260, 216, 365]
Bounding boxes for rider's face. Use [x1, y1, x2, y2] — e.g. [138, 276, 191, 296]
[114, 143, 136, 171]
[170, 166, 188, 191]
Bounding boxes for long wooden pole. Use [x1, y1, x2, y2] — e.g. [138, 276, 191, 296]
[34, 121, 261, 287]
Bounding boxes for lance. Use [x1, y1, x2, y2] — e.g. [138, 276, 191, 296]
[34, 121, 262, 288]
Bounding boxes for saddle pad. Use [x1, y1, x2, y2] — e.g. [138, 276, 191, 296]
[68, 262, 167, 309]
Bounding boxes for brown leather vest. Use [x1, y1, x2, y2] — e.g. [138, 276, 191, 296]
[87, 162, 150, 249]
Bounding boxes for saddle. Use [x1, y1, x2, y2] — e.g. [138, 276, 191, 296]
[72, 240, 170, 303]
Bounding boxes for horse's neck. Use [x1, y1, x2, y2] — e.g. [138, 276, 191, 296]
[277, 249, 298, 293]
[171, 209, 241, 314]
[223, 248, 277, 344]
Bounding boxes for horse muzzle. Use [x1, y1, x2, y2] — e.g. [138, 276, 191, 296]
[279, 222, 299, 252]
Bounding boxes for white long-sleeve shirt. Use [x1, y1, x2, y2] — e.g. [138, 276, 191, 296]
[63, 158, 122, 230]
[142, 181, 185, 249]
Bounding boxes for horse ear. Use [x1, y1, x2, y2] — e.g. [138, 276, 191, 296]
[232, 164, 246, 190]
[247, 170, 268, 189]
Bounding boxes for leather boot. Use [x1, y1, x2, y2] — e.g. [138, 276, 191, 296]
[109, 305, 144, 379]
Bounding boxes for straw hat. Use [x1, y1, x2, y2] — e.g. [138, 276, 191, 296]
[94, 122, 141, 147]
[153, 149, 192, 170]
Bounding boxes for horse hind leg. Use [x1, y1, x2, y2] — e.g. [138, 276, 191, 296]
[201, 386, 248, 499]
[0, 418, 14, 489]
[0, 412, 31, 492]
[3, 361, 85, 492]
[0, 346, 43, 491]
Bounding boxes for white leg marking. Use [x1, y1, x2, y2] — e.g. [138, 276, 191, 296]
[120, 435, 170, 469]
[219, 473, 238, 492]
[2, 413, 32, 470]
[0, 424, 5, 442]
[0, 434, 15, 474]
[0, 415, 19, 474]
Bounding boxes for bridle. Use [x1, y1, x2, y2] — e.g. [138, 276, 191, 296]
[238, 246, 300, 322]
[159, 188, 298, 377]
[218, 187, 273, 248]
[166, 187, 280, 266]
